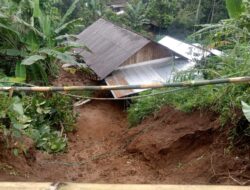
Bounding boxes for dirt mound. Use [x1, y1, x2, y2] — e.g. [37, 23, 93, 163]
[126, 107, 218, 164]
[52, 69, 95, 86]
[124, 107, 250, 184]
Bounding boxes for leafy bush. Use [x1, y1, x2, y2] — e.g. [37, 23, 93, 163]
[0, 0, 84, 84]
[0, 93, 76, 154]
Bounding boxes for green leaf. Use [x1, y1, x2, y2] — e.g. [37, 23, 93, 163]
[13, 16, 45, 38]
[13, 148, 19, 157]
[13, 123, 24, 130]
[12, 97, 24, 115]
[33, 0, 42, 18]
[242, 101, 250, 122]
[58, 0, 80, 27]
[39, 49, 78, 65]
[21, 55, 46, 65]
[226, 0, 244, 18]
[15, 62, 26, 80]
[0, 77, 26, 83]
[55, 18, 83, 34]
[55, 34, 78, 41]
[0, 49, 24, 56]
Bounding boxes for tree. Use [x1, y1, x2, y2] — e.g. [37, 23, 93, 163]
[147, 0, 181, 29]
[123, 0, 149, 32]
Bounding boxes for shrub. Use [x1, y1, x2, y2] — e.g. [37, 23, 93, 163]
[0, 93, 76, 154]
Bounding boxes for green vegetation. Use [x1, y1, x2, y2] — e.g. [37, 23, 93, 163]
[0, 0, 81, 154]
[0, 93, 76, 154]
[123, 0, 149, 32]
[128, 0, 250, 142]
[109, 0, 228, 37]
[0, 0, 249, 154]
[0, 0, 83, 84]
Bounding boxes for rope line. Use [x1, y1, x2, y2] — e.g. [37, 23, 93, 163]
[62, 87, 190, 101]
[0, 81, 190, 100]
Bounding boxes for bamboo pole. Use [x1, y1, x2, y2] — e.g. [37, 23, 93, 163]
[0, 183, 248, 190]
[0, 77, 249, 92]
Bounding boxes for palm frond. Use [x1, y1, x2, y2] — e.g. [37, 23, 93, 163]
[33, 0, 42, 18]
[15, 62, 26, 80]
[55, 18, 83, 34]
[12, 16, 45, 38]
[55, 34, 78, 41]
[0, 49, 25, 56]
[39, 48, 79, 65]
[0, 23, 20, 36]
[58, 0, 80, 27]
[21, 55, 46, 65]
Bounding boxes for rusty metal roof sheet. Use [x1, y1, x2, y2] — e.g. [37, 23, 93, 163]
[76, 18, 150, 80]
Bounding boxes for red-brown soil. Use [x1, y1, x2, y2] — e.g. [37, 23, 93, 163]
[0, 71, 249, 184]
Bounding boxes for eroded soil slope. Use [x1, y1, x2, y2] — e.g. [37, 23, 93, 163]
[0, 102, 249, 184]
[0, 70, 249, 184]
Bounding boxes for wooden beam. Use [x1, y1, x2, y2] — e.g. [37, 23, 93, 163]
[0, 77, 250, 92]
[0, 183, 248, 190]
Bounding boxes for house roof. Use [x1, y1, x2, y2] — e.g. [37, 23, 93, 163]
[76, 18, 150, 80]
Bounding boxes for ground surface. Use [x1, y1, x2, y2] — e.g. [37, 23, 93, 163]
[0, 71, 249, 184]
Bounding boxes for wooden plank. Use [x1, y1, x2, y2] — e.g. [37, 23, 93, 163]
[113, 72, 134, 98]
[105, 76, 122, 98]
[105, 72, 134, 98]
[0, 183, 247, 190]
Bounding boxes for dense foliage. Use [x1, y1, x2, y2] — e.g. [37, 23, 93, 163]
[0, 0, 81, 154]
[0, 0, 83, 84]
[0, 93, 76, 154]
[106, 0, 228, 38]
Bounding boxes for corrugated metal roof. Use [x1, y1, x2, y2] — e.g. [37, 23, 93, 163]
[76, 19, 150, 80]
[105, 58, 196, 98]
[159, 36, 211, 61]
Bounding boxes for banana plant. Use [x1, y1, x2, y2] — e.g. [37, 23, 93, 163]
[124, 0, 150, 32]
[0, 0, 85, 84]
[226, 0, 244, 19]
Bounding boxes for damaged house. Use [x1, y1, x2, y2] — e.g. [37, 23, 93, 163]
[76, 19, 220, 98]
